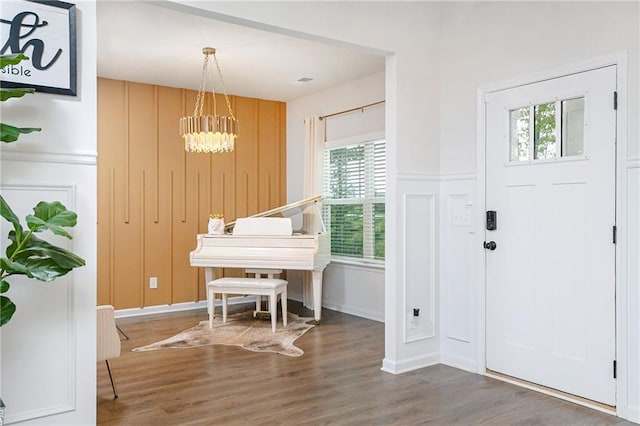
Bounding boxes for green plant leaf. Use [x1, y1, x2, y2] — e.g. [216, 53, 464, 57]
[0, 295, 17, 327]
[0, 53, 29, 69]
[13, 257, 72, 281]
[1, 256, 31, 277]
[6, 231, 85, 273]
[0, 195, 24, 239]
[4, 252, 73, 281]
[1, 87, 36, 102]
[38, 243, 86, 269]
[26, 201, 77, 238]
[14, 233, 85, 268]
[1, 123, 41, 143]
[0, 280, 9, 293]
[6, 231, 20, 258]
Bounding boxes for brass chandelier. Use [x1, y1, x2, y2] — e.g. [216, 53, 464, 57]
[179, 47, 238, 153]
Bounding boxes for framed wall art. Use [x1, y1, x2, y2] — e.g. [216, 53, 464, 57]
[1, 0, 77, 96]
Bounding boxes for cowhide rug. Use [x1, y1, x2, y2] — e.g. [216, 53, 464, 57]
[132, 311, 315, 357]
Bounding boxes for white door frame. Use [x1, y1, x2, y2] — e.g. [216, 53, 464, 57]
[475, 51, 629, 418]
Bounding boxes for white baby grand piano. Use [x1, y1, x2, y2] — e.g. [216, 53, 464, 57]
[189, 196, 330, 322]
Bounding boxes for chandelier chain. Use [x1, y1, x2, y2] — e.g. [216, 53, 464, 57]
[193, 53, 209, 117]
[212, 52, 236, 120]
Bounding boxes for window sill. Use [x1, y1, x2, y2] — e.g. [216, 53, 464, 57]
[330, 256, 385, 270]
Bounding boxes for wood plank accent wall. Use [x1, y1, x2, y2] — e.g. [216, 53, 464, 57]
[97, 78, 286, 309]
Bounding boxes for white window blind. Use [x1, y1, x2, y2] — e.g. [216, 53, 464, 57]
[322, 139, 385, 261]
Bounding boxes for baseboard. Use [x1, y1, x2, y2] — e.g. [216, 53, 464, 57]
[440, 354, 477, 373]
[114, 297, 255, 319]
[286, 295, 384, 323]
[626, 405, 640, 423]
[321, 301, 384, 323]
[380, 352, 439, 375]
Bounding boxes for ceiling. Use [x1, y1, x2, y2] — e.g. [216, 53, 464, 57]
[96, 1, 386, 102]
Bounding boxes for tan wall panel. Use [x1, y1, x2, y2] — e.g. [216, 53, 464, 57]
[97, 78, 286, 309]
[128, 83, 158, 307]
[258, 100, 286, 211]
[172, 171, 201, 304]
[234, 96, 259, 218]
[112, 81, 143, 309]
[114, 181, 143, 308]
[97, 78, 125, 305]
[209, 93, 236, 220]
[144, 86, 181, 306]
[173, 89, 202, 304]
[278, 102, 287, 203]
[185, 90, 214, 302]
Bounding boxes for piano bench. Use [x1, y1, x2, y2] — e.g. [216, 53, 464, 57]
[207, 277, 288, 332]
[244, 269, 283, 314]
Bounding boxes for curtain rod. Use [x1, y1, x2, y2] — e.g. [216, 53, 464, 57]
[319, 100, 385, 121]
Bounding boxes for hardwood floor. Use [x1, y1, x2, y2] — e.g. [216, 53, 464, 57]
[98, 302, 629, 425]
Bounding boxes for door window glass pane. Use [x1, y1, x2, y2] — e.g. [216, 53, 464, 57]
[534, 102, 557, 159]
[561, 97, 585, 157]
[509, 97, 585, 162]
[510, 107, 530, 161]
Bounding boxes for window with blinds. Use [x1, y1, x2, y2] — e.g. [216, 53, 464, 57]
[322, 139, 385, 261]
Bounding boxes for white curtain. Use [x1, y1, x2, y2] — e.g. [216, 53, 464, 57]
[302, 115, 325, 309]
[303, 115, 325, 197]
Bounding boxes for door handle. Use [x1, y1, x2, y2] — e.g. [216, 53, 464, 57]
[483, 241, 497, 250]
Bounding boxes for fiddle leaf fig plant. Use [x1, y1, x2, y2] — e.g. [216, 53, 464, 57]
[0, 53, 85, 326]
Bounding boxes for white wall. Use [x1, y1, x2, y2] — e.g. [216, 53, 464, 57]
[287, 71, 385, 202]
[0, 1, 97, 424]
[439, 1, 639, 173]
[437, 2, 640, 421]
[286, 71, 385, 322]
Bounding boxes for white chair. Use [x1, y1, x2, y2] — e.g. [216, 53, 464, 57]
[207, 275, 288, 332]
[97, 305, 121, 398]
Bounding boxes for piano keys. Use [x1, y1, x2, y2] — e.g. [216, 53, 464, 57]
[189, 196, 330, 322]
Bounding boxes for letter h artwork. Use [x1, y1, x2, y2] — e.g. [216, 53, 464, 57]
[0, 0, 77, 96]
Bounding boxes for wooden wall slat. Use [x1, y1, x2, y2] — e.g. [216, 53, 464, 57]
[278, 102, 287, 203]
[258, 100, 285, 211]
[97, 78, 125, 305]
[97, 78, 286, 309]
[234, 96, 258, 218]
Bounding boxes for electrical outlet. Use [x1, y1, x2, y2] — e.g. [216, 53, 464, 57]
[149, 276, 158, 289]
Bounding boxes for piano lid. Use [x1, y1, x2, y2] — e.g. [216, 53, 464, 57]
[225, 195, 324, 234]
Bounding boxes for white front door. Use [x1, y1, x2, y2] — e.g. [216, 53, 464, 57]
[485, 66, 617, 405]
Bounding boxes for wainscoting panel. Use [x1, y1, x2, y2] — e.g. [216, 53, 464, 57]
[0, 185, 77, 423]
[403, 193, 436, 343]
[440, 174, 478, 372]
[385, 173, 440, 373]
[444, 194, 474, 343]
